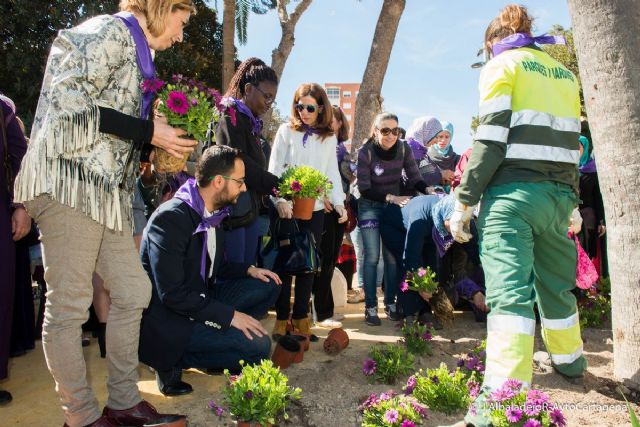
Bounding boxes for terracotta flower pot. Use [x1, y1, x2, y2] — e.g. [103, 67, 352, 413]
[271, 335, 300, 369]
[292, 197, 315, 220]
[323, 327, 349, 355]
[289, 333, 309, 363]
[290, 332, 310, 351]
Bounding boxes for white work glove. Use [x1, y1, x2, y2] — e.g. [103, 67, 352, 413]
[569, 208, 582, 234]
[449, 200, 476, 243]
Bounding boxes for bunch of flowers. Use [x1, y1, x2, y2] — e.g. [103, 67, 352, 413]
[456, 340, 486, 382]
[221, 360, 302, 425]
[401, 320, 435, 356]
[577, 277, 611, 328]
[363, 344, 415, 385]
[359, 391, 428, 427]
[401, 267, 438, 295]
[276, 165, 333, 200]
[408, 363, 475, 414]
[143, 75, 233, 142]
[485, 380, 566, 427]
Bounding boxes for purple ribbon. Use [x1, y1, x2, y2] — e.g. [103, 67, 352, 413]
[492, 32, 566, 57]
[579, 158, 597, 174]
[174, 178, 231, 282]
[407, 138, 427, 163]
[302, 125, 320, 147]
[114, 12, 155, 119]
[336, 141, 347, 164]
[228, 97, 263, 137]
[432, 226, 454, 258]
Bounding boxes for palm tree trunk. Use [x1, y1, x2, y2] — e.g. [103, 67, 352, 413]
[351, 0, 405, 152]
[568, 0, 640, 390]
[222, 0, 237, 91]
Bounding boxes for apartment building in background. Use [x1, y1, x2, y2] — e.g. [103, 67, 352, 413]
[324, 82, 361, 140]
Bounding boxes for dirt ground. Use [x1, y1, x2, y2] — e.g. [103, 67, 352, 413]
[3, 299, 639, 427]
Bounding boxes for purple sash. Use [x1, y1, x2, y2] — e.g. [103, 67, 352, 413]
[492, 32, 566, 57]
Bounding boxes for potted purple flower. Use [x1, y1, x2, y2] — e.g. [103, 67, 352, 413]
[276, 165, 332, 220]
[358, 390, 428, 427]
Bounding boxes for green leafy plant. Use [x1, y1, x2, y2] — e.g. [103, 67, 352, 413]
[358, 391, 428, 427]
[578, 277, 611, 328]
[155, 76, 225, 142]
[400, 267, 438, 295]
[401, 320, 435, 356]
[222, 360, 302, 425]
[276, 165, 333, 200]
[409, 364, 474, 414]
[456, 340, 486, 383]
[484, 379, 566, 426]
[363, 344, 415, 385]
[621, 392, 640, 427]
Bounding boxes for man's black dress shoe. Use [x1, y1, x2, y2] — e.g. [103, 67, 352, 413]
[155, 368, 193, 397]
[0, 389, 12, 405]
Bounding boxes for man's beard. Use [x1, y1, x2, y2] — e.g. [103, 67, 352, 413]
[213, 187, 239, 208]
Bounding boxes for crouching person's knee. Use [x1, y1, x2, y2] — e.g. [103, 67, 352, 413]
[243, 334, 272, 365]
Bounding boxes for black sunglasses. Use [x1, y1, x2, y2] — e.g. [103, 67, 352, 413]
[295, 103, 319, 114]
[379, 127, 401, 136]
[252, 84, 275, 104]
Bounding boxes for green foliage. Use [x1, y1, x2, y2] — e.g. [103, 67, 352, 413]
[456, 340, 486, 383]
[401, 320, 435, 356]
[411, 364, 472, 414]
[542, 25, 585, 117]
[364, 344, 415, 385]
[155, 0, 224, 91]
[277, 165, 333, 199]
[578, 277, 611, 328]
[222, 360, 302, 425]
[402, 267, 438, 295]
[359, 391, 427, 427]
[621, 393, 640, 427]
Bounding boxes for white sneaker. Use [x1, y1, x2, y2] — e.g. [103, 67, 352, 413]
[347, 289, 365, 304]
[316, 318, 343, 328]
[333, 313, 345, 321]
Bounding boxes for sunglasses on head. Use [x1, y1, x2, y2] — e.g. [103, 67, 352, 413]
[295, 103, 319, 113]
[378, 127, 401, 136]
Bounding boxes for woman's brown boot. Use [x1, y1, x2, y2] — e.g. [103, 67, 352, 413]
[272, 320, 288, 341]
[291, 317, 312, 335]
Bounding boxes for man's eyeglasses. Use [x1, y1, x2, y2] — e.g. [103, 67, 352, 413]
[378, 127, 401, 136]
[211, 175, 246, 186]
[252, 84, 276, 105]
[295, 103, 319, 114]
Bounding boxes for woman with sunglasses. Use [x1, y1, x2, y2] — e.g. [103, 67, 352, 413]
[310, 105, 355, 329]
[216, 57, 280, 264]
[268, 83, 347, 339]
[356, 112, 428, 326]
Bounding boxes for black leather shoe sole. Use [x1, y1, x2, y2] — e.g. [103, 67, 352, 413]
[0, 390, 12, 405]
[160, 381, 193, 397]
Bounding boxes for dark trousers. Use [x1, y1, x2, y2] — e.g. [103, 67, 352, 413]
[274, 211, 324, 320]
[223, 217, 262, 264]
[312, 210, 346, 321]
[179, 277, 280, 371]
[0, 203, 15, 379]
[10, 239, 35, 355]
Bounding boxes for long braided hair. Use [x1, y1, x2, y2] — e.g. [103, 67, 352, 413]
[224, 57, 279, 99]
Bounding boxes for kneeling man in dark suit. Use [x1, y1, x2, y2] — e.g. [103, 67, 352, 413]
[139, 146, 281, 396]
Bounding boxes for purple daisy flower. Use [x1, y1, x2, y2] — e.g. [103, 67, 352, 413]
[244, 390, 253, 400]
[422, 331, 432, 341]
[166, 91, 189, 115]
[430, 375, 439, 384]
[526, 389, 550, 406]
[550, 407, 567, 427]
[524, 402, 542, 417]
[404, 376, 417, 394]
[401, 421, 416, 427]
[384, 409, 399, 424]
[523, 419, 542, 427]
[412, 402, 428, 418]
[417, 268, 427, 277]
[379, 392, 392, 401]
[362, 358, 377, 376]
[190, 98, 198, 106]
[467, 380, 481, 398]
[505, 406, 523, 423]
[504, 378, 523, 391]
[290, 180, 302, 192]
[457, 359, 465, 367]
[400, 281, 409, 292]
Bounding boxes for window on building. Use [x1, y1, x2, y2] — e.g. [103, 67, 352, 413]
[343, 91, 352, 98]
[343, 102, 351, 109]
[346, 114, 352, 121]
[326, 87, 340, 99]
[356, 91, 360, 97]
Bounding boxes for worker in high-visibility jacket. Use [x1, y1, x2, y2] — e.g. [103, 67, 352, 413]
[449, 5, 587, 426]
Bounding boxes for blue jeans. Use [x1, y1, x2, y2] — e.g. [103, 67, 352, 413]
[358, 198, 398, 308]
[351, 225, 384, 288]
[178, 277, 280, 371]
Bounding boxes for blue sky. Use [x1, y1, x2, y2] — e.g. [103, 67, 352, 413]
[232, 1, 572, 152]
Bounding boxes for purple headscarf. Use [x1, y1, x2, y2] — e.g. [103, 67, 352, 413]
[492, 32, 566, 57]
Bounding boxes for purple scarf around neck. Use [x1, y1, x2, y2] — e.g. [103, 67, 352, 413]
[408, 138, 427, 162]
[114, 12, 155, 119]
[229, 97, 263, 137]
[174, 178, 231, 282]
[302, 124, 321, 147]
[579, 158, 597, 174]
[492, 32, 566, 57]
